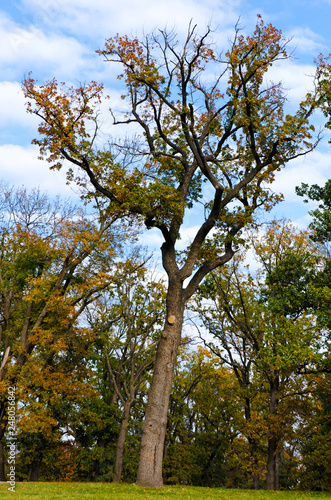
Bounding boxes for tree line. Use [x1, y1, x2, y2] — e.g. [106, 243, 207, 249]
[0, 16, 331, 490]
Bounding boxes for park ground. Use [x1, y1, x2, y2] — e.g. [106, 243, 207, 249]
[0, 483, 330, 499]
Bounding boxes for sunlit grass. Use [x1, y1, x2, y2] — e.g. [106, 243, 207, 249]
[0, 482, 330, 499]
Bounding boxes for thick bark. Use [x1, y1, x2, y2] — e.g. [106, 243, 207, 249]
[29, 433, 45, 482]
[136, 282, 184, 487]
[266, 437, 278, 490]
[113, 400, 132, 483]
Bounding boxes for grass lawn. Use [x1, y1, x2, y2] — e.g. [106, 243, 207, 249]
[0, 483, 330, 499]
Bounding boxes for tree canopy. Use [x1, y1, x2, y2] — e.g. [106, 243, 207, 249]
[20, 17, 331, 487]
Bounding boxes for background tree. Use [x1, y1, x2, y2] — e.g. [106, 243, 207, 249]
[296, 179, 331, 332]
[0, 183, 136, 481]
[32, 265, 165, 483]
[294, 167, 331, 491]
[193, 221, 328, 490]
[297, 372, 331, 491]
[14, 326, 95, 482]
[22, 17, 331, 486]
[192, 261, 265, 489]
[296, 180, 331, 254]
[163, 345, 242, 487]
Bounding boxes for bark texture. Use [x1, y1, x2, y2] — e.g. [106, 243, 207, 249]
[137, 283, 184, 487]
[266, 438, 279, 490]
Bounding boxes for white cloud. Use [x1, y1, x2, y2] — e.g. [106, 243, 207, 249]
[139, 227, 164, 251]
[0, 144, 79, 197]
[0, 12, 91, 80]
[266, 60, 317, 107]
[272, 149, 331, 203]
[177, 225, 203, 251]
[0, 82, 38, 130]
[286, 27, 326, 55]
[19, 0, 243, 40]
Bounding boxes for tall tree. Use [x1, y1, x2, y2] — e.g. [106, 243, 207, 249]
[22, 18, 331, 486]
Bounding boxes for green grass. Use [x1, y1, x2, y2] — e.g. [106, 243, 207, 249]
[0, 483, 330, 500]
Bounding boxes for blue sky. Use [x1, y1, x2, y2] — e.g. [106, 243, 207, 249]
[1, 0, 331, 250]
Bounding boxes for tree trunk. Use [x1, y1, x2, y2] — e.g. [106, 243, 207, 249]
[266, 437, 280, 490]
[0, 442, 5, 481]
[29, 459, 42, 481]
[0, 413, 8, 482]
[136, 283, 184, 487]
[274, 450, 279, 490]
[266, 377, 279, 490]
[113, 399, 132, 483]
[266, 437, 276, 489]
[244, 397, 260, 489]
[252, 474, 260, 490]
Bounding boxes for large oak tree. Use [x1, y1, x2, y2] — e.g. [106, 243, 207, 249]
[22, 18, 331, 486]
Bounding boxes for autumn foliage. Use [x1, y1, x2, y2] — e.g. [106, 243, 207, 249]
[2, 16, 329, 489]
